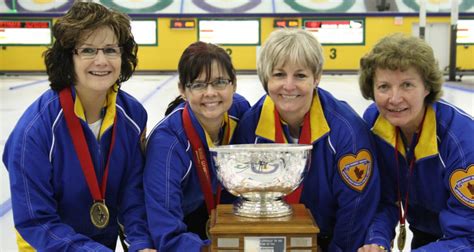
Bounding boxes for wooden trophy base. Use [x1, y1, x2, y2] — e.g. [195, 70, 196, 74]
[209, 204, 319, 252]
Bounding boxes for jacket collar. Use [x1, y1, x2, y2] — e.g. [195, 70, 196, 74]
[204, 112, 237, 148]
[372, 105, 438, 159]
[185, 106, 237, 148]
[72, 84, 118, 137]
[255, 93, 330, 143]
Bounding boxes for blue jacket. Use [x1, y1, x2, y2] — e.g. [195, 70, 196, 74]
[144, 93, 250, 252]
[233, 88, 381, 252]
[3, 87, 153, 251]
[363, 101, 474, 251]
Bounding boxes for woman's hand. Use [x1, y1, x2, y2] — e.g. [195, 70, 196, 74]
[138, 249, 157, 252]
[358, 244, 387, 252]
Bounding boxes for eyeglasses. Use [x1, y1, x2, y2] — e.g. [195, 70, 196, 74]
[73, 47, 122, 59]
[185, 78, 233, 92]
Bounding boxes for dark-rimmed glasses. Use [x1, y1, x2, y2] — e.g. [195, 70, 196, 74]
[185, 78, 233, 92]
[73, 47, 122, 59]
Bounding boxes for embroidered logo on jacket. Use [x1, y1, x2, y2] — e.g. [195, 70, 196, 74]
[449, 164, 474, 209]
[337, 149, 372, 192]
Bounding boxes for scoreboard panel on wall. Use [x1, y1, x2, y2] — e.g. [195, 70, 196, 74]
[0, 19, 51, 45]
[198, 19, 260, 46]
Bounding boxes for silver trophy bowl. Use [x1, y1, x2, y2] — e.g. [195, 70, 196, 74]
[210, 143, 312, 218]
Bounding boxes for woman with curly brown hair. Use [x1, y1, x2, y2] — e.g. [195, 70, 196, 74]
[3, 2, 154, 251]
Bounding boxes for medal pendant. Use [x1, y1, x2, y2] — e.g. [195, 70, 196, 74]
[90, 201, 110, 229]
[205, 218, 211, 239]
[397, 224, 406, 251]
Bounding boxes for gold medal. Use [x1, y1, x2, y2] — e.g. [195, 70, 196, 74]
[397, 223, 406, 251]
[90, 201, 110, 229]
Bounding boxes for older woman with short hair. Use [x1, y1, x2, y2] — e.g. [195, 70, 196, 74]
[358, 33, 474, 252]
[233, 28, 381, 252]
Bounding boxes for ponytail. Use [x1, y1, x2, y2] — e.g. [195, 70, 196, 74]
[165, 96, 185, 116]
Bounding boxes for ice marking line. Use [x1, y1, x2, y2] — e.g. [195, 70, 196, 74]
[0, 198, 12, 217]
[444, 83, 474, 93]
[180, 0, 184, 13]
[9, 79, 48, 90]
[140, 74, 178, 104]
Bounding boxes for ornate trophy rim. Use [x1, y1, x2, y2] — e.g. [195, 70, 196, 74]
[211, 143, 313, 218]
[210, 143, 313, 152]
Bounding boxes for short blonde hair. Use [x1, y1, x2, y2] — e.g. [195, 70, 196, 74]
[359, 33, 443, 104]
[257, 29, 324, 92]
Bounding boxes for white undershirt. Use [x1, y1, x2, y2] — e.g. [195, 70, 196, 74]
[88, 119, 103, 140]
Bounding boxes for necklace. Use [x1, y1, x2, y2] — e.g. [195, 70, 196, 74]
[394, 107, 427, 251]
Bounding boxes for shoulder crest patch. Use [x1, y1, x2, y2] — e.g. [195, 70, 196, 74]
[337, 149, 373, 192]
[449, 164, 474, 209]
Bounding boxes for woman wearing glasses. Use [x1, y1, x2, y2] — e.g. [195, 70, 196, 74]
[144, 41, 250, 251]
[3, 2, 154, 251]
[232, 29, 380, 251]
